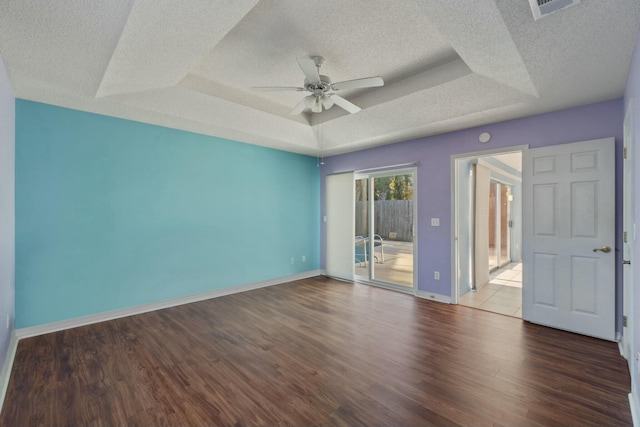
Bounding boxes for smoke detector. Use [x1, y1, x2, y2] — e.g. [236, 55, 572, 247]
[528, 0, 581, 20]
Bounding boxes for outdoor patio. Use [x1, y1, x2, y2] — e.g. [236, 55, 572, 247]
[355, 239, 414, 287]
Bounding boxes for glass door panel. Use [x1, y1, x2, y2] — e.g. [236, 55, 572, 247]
[354, 178, 369, 278]
[354, 170, 416, 289]
[500, 184, 511, 267]
[488, 181, 498, 271]
[371, 174, 414, 287]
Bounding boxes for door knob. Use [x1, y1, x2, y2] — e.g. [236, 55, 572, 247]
[592, 246, 612, 253]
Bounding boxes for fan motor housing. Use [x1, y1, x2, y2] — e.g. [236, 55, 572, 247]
[305, 75, 332, 92]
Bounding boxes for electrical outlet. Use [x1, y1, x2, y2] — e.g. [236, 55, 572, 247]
[431, 218, 440, 226]
[290, 257, 294, 264]
[434, 271, 440, 280]
[302, 255, 306, 262]
[5, 313, 9, 330]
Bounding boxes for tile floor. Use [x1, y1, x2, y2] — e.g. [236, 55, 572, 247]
[459, 262, 522, 318]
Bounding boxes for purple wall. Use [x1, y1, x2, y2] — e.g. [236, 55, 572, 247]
[322, 98, 623, 321]
[624, 30, 640, 411]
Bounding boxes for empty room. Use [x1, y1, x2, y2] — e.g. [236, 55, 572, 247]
[1, 1, 640, 426]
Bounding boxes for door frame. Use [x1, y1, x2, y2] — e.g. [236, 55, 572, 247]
[622, 101, 635, 362]
[354, 167, 418, 294]
[451, 146, 527, 304]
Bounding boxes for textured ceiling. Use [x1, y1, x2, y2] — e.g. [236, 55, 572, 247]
[0, 0, 638, 156]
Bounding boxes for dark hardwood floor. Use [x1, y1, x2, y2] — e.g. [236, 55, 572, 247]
[0, 276, 632, 426]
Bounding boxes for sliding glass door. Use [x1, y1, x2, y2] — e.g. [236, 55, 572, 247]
[355, 177, 370, 271]
[488, 181, 498, 271]
[488, 180, 512, 272]
[354, 169, 416, 290]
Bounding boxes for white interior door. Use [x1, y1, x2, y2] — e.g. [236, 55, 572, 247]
[326, 172, 355, 281]
[522, 138, 615, 341]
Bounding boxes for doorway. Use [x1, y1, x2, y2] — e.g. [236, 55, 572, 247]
[354, 168, 417, 291]
[452, 138, 616, 341]
[452, 149, 523, 318]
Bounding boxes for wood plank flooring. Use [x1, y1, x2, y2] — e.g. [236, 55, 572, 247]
[0, 276, 632, 426]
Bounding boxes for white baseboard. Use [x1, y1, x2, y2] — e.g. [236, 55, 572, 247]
[0, 331, 18, 415]
[630, 391, 640, 427]
[15, 270, 323, 339]
[328, 275, 358, 283]
[415, 290, 452, 304]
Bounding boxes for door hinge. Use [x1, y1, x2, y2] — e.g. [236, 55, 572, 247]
[624, 231, 628, 243]
[623, 260, 631, 265]
[624, 147, 628, 159]
[624, 315, 628, 327]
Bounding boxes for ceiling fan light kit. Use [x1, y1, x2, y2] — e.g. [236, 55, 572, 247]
[251, 56, 384, 115]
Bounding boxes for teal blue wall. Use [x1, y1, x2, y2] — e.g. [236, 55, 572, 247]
[15, 100, 320, 328]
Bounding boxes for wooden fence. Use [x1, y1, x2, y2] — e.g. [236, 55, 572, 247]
[355, 200, 414, 242]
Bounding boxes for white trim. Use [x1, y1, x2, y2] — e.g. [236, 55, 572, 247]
[416, 290, 451, 304]
[325, 275, 354, 283]
[355, 279, 415, 295]
[355, 162, 419, 174]
[477, 158, 522, 182]
[620, 339, 625, 356]
[15, 270, 322, 339]
[623, 100, 635, 365]
[630, 392, 640, 427]
[0, 331, 18, 415]
[450, 145, 530, 162]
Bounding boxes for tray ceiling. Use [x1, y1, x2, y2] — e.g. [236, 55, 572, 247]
[0, 0, 638, 155]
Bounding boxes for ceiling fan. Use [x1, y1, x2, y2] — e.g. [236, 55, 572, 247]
[251, 56, 384, 115]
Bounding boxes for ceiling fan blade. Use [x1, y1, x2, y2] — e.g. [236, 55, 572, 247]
[290, 98, 307, 115]
[332, 76, 384, 91]
[303, 95, 315, 108]
[251, 86, 304, 92]
[330, 95, 361, 114]
[321, 95, 334, 110]
[297, 57, 321, 85]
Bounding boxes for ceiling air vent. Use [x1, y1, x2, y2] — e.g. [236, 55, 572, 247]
[528, 0, 580, 20]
